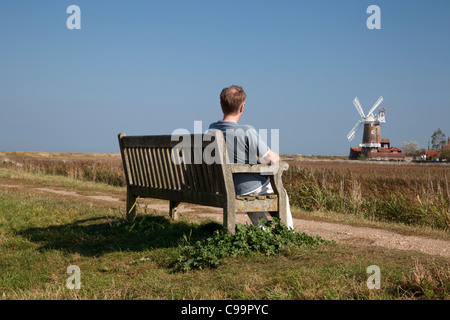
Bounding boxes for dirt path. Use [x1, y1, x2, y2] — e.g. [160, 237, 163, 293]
[2, 183, 449, 258]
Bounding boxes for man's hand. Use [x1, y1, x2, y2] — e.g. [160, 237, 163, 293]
[261, 149, 281, 164]
[260, 150, 283, 175]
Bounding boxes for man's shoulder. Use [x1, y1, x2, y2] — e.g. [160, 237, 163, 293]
[236, 123, 256, 131]
[208, 121, 228, 130]
[208, 121, 256, 131]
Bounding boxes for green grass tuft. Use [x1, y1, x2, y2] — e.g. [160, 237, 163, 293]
[174, 218, 330, 272]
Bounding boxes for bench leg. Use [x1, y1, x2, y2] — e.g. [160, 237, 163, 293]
[126, 187, 137, 221]
[278, 192, 288, 227]
[169, 201, 180, 220]
[223, 203, 236, 234]
[269, 174, 290, 227]
[272, 192, 293, 229]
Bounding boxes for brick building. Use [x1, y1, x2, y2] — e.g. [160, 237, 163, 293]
[443, 138, 450, 151]
[350, 137, 406, 160]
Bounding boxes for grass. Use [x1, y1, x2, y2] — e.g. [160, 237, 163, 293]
[0, 167, 449, 300]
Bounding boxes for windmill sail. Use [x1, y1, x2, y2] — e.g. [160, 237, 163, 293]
[347, 119, 363, 142]
[366, 96, 383, 117]
[353, 97, 365, 118]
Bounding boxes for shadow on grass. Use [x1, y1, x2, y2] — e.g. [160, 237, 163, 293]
[16, 215, 222, 257]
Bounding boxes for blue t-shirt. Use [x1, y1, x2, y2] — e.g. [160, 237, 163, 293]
[208, 121, 270, 195]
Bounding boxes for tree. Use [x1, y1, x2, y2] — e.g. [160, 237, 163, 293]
[431, 128, 446, 150]
[401, 141, 419, 155]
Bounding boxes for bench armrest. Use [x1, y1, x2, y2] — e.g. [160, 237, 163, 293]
[229, 162, 289, 175]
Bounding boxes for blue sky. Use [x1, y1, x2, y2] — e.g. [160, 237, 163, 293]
[1, 0, 449, 155]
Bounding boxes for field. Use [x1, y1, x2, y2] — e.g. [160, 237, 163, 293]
[0, 152, 449, 300]
[284, 158, 450, 231]
[2, 151, 449, 231]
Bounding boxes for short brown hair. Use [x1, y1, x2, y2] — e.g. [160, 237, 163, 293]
[220, 85, 246, 115]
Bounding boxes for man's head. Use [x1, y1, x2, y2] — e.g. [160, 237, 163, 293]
[220, 85, 246, 116]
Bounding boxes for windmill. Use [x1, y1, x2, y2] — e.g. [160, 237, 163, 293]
[347, 96, 386, 150]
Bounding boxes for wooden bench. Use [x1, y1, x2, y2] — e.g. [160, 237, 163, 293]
[118, 130, 289, 233]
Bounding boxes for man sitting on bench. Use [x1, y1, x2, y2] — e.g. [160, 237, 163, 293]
[209, 85, 294, 229]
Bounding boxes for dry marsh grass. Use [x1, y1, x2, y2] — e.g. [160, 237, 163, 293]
[284, 161, 450, 231]
[0, 152, 125, 187]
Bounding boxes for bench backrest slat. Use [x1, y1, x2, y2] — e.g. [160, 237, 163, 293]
[126, 148, 137, 186]
[135, 148, 145, 186]
[155, 147, 167, 188]
[146, 148, 157, 188]
[149, 148, 161, 188]
[163, 147, 175, 189]
[141, 148, 152, 187]
[165, 147, 178, 189]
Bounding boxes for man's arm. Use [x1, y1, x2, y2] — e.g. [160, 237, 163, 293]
[259, 149, 285, 176]
[260, 149, 281, 165]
